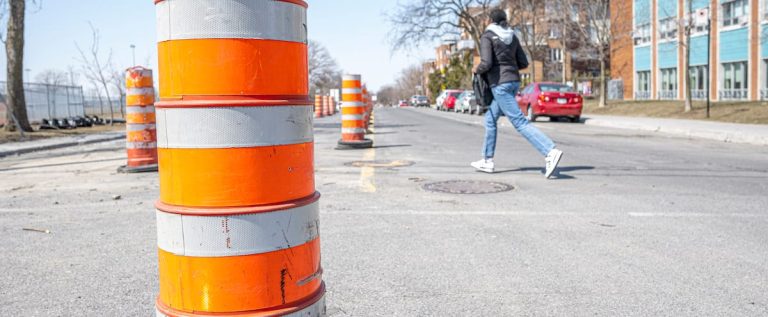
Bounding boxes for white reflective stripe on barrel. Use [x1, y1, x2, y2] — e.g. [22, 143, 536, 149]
[156, 201, 319, 257]
[126, 106, 156, 114]
[341, 114, 364, 121]
[156, 106, 313, 149]
[342, 74, 361, 81]
[127, 142, 158, 149]
[156, 0, 307, 43]
[341, 102, 364, 108]
[127, 123, 157, 131]
[126, 88, 155, 96]
[341, 128, 366, 134]
[342, 88, 361, 94]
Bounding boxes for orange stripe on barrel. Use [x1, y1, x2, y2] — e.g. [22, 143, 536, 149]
[158, 238, 322, 313]
[158, 39, 308, 98]
[127, 129, 157, 143]
[127, 94, 155, 106]
[342, 120, 365, 128]
[342, 80, 361, 89]
[125, 112, 156, 124]
[342, 106, 365, 115]
[158, 143, 315, 207]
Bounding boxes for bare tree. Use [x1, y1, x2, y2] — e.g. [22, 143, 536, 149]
[395, 64, 425, 99]
[1, 0, 40, 132]
[568, 0, 630, 108]
[35, 69, 66, 119]
[76, 23, 115, 125]
[109, 64, 125, 118]
[388, 0, 498, 54]
[506, 0, 548, 82]
[308, 40, 341, 95]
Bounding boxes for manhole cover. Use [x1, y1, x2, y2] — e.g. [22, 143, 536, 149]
[423, 180, 514, 194]
[345, 160, 414, 168]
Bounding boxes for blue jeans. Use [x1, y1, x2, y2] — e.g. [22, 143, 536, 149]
[482, 81, 555, 159]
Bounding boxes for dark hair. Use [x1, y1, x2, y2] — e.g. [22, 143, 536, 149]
[489, 9, 507, 24]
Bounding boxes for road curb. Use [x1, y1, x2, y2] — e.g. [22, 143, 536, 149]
[583, 117, 768, 146]
[0, 132, 126, 158]
[405, 107, 768, 146]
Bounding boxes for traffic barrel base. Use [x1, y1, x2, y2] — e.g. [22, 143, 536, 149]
[155, 283, 326, 317]
[336, 138, 373, 150]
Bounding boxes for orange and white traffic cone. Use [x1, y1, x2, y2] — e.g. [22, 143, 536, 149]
[119, 66, 158, 173]
[315, 95, 324, 118]
[336, 74, 372, 149]
[154, 0, 325, 316]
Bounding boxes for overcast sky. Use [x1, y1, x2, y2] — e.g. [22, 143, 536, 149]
[0, 0, 435, 92]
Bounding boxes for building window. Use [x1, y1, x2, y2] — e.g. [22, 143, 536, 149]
[634, 23, 651, 45]
[636, 71, 651, 99]
[659, 68, 678, 99]
[549, 48, 563, 62]
[722, 0, 749, 27]
[659, 17, 678, 40]
[549, 27, 561, 39]
[721, 61, 748, 100]
[762, 59, 768, 100]
[689, 65, 709, 99]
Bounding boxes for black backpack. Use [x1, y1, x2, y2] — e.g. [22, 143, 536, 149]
[473, 73, 493, 108]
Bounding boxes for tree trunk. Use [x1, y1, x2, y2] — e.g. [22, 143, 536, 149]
[4, 0, 33, 132]
[599, 57, 607, 108]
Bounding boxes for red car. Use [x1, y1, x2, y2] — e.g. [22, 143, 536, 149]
[441, 90, 463, 111]
[516, 82, 583, 122]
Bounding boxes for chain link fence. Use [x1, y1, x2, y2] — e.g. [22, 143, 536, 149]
[0, 81, 125, 125]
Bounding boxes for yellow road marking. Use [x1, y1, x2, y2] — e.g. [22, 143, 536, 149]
[360, 114, 376, 193]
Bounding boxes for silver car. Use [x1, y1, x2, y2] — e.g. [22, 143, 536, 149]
[454, 90, 475, 114]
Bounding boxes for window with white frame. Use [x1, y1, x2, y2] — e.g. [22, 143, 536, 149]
[659, 17, 678, 40]
[660, 68, 678, 97]
[634, 23, 651, 45]
[722, 0, 749, 27]
[637, 71, 651, 92]
[722, 61, 748, 90]
[549, 48, 563, 62]
[689, 65, 708, 90]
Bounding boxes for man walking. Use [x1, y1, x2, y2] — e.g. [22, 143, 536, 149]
[471, 9, 563, 178]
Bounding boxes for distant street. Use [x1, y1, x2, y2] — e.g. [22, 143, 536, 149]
[2, 106, 768, 316]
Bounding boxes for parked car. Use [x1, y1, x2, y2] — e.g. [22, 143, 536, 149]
[516, 82, 583, 122]
[398, 100, 408, 107]
[455, 90, 476, 113]
[435, 89, 462, 111]
[412, 95, 430, 107]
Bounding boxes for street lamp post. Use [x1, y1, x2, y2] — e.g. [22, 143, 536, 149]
[130, 44, 136, 66]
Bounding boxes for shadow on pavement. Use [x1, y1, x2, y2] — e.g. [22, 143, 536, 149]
[492, 165, 595, 179]
[0, 157, 127, 172]
[372, 144, 412, 149]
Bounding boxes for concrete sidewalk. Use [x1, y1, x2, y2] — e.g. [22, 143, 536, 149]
[0, 131, 126, 157]
[583, 114, 768, 146]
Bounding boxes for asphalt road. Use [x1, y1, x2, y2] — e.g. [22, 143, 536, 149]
[1, 106, 767, 316]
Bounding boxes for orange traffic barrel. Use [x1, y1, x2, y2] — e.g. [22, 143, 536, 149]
[154, 0, 325, 316]
[118, 66, 158, 173]
[336, 74, 372, 149]
[329, 96, 336, 115]
[322, 95, 331, 116]
[315, 95, 324, 118]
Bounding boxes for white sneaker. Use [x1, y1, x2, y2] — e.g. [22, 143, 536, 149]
[471, 159, 495, 173]
[544, 149, 563, 179]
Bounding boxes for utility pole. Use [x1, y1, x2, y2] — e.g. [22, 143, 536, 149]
[705, 6, 711, 119]
[130, 44, 136, 66]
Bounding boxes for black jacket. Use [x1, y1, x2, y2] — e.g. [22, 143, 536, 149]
[475, 26, 529, 86]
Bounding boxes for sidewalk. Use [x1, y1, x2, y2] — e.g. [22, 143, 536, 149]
[0, 131, 126, 157]
[583, 114, 768, 146]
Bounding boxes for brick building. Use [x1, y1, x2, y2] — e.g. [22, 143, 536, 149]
[611, 0, 767, 101]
